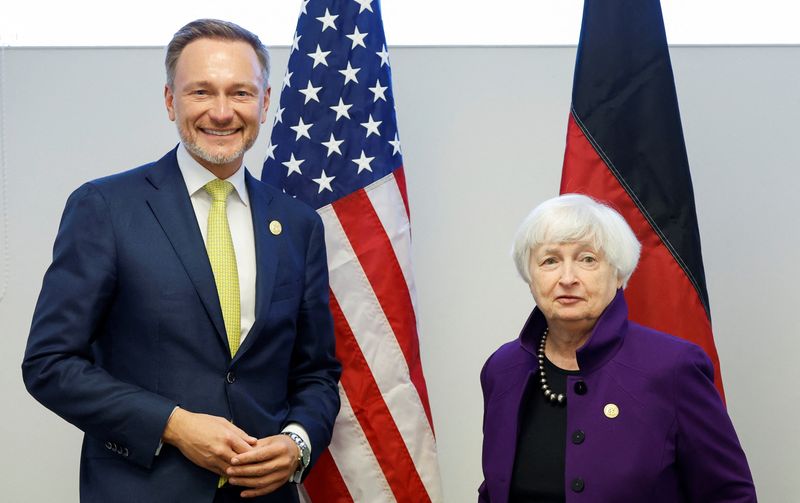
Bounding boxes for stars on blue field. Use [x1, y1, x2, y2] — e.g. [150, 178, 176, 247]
[263, 0, 402, 209]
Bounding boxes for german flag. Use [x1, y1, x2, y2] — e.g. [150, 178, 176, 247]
[561, 0, 724, 398]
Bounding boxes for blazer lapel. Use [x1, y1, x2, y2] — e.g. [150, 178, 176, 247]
[144, 148, 228, 350]
[233, 171, 278, 360]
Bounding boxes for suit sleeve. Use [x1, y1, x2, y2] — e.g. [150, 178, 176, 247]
[284, 213, 341, 473]
[674, 344, 757, 502]
[21, 183, 177, 469]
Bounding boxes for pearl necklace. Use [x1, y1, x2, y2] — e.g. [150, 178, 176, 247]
[538, 328, 566, 405]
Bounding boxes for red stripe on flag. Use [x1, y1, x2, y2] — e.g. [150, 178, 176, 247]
[561, 114, 725, 399]
[303, 448, 353, 503]
[393, 166, 411, 221]
[332, 189, 434, 426]
[328, 293, 432, 503]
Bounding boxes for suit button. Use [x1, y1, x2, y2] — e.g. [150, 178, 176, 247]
[123, 448, 129, 457]
[571, 478, 585, 493]
[226, 372, 236, 384]
[574, 380, 587, 395]
[572, 430, 585, 444]
[104, 441, 113, 450]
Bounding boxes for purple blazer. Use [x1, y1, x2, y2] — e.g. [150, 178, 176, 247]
[479, 291, 756, 502]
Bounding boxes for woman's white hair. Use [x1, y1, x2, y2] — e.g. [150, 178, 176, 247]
[511, 194, 641, 288]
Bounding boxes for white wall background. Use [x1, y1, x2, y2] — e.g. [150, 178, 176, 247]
[4, 0, 800, 46]
[1, 44, 798, 501]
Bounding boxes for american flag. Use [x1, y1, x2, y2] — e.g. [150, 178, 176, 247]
[262, 1, 443, 501]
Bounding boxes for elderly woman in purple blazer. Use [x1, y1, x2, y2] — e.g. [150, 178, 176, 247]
[478, 194, 756, 502]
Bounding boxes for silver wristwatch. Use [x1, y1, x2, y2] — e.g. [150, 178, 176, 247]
[281, 431, 310, 483]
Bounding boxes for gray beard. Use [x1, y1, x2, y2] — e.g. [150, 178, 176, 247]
[183, 138, 247, 166]
[177, 124, 257, 167]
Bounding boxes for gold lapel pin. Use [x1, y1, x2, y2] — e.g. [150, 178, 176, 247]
[603, 403, 619, 419]
[269, 220, 282, 236]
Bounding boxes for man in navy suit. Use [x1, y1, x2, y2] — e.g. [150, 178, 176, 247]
[22, 19, 341, 502]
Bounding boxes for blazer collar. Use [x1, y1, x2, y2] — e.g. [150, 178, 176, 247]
[576, 290, 628, 373]
[144, 147, 181, 190]
[518, 289, 629, 375]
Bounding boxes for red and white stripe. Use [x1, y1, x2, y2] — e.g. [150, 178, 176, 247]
[301, 169, 443, 503]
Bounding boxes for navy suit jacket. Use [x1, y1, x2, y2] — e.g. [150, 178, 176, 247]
[22, 148, 341, 502]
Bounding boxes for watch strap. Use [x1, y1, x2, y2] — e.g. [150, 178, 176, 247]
[281, 431, 310, 483]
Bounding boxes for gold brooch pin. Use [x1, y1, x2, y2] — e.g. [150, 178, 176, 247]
[269, 220, 282, 236]
[603, 403, 619, 419]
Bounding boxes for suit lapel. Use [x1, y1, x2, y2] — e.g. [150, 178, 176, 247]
[144, 148, 228, 350]
[233, 171, 278, 360]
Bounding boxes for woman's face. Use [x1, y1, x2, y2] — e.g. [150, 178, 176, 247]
[529, 241, 622, 331]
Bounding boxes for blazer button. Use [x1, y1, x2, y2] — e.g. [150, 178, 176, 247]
[574, 380, 588, 395]
[226, 371, 236, 384]
[571, 430, 585, 444]
[104, 441, 113, 450]
[571, 477, 585, 493]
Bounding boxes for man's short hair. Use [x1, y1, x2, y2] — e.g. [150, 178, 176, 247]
[165, 18, 270, 90]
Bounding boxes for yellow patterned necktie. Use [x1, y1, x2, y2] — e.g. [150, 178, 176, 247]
[203, 179, 241, 358]
[205, 180, 240, 489]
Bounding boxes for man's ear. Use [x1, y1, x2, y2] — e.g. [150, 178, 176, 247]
[260, 85, 271, 124]
[165, 85, 176, 121]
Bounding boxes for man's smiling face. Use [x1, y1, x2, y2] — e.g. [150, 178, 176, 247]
[165, 38, 270, 176]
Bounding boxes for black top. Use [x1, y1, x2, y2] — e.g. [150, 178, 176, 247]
[509, 358, 580, 503]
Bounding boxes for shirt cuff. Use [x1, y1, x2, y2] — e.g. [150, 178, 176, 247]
[156, 406, 181, 456]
